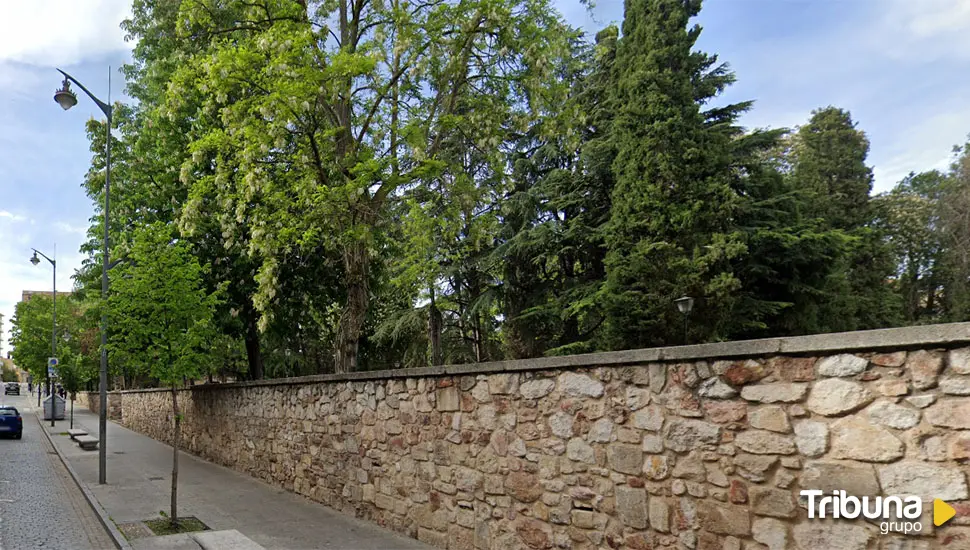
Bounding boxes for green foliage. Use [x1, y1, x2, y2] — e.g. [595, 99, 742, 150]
[55, 0, 967, 379]
[789, 108, 902, 331]
[1, 364, 18, 383]
[602, 0, 752, 348]
[792, 107, 874, 229]
[107, 222, 222, 385]
[9, 295, 93, 387]
[937, 141, 970, 320]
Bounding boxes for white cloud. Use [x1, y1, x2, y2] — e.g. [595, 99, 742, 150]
[874, 0, 970, 62]
[55, 222, 87, 236]
[0, 1, 132, 66]
[0, 210, 27, 222]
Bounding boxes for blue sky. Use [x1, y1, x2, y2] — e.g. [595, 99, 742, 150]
[2, 0, 969, 355]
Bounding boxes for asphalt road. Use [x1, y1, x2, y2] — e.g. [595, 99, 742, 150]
[0, 386, 114, 549]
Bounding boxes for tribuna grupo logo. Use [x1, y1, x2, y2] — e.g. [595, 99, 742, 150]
[801, 490, 925, 535]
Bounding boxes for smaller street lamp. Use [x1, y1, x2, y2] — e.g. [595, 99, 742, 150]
[30, 248, 57, 426]
[674, 296, 694, 345]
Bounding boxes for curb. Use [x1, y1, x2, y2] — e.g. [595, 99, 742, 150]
[34, 413, 133, 550]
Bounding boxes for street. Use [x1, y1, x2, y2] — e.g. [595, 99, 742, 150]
[0, 386, 114, 549]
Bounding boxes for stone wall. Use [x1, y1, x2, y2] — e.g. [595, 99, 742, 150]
[79, 390, 123, 421]
[117, 323, 970, 549]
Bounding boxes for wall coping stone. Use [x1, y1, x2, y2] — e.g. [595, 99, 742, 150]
[118, 322, 970, 394]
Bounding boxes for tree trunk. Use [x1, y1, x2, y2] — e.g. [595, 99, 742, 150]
[170, 386, 180, 527]
[335, 239, 370, 373]
[473, 313, 484, 362]
[245, 318, 264, 380]
[429, 287, 443, 366]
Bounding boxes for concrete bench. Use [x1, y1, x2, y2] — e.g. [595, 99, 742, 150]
[76, 435, 99, 451]
[67, 429, 88, 441]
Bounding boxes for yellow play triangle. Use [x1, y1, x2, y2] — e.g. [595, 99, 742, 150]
[935, 499, 956, 526]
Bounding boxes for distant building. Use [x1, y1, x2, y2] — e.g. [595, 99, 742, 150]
[21, 290, 72, 302]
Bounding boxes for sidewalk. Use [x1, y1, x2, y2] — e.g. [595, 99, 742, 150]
[40, 405, 429, 550]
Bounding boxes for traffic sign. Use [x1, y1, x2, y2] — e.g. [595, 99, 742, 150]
[48, 357, 58, 367]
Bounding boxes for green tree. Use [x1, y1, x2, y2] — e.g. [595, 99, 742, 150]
[939, 140, 970, 320]
[166, 0, 575, 372]
[499, 26, 615, 358]
[727, 130, 857, 337]
[791, 107, 874, 229]
[0, 363, 18, 383]
[873, 171, 947, 323]
[108, 222, 221, 528]
[9, 295, 83, 392]
[602, 0, 751, 348]
[789, 107, 901, 330]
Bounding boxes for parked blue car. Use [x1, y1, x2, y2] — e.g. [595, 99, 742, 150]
[0, 407, 23, 439]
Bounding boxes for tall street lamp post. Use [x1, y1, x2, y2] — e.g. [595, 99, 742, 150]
[54, 69, 111, 484]
[674, 295, 694, 345]
[29, 249, 56, 423]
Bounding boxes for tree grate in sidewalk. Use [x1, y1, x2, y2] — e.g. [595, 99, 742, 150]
[145, 516, 209, 536]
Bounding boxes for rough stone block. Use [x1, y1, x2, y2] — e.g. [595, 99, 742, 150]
[908, 350, 943, 390]
[950, 348, 970, 374]
[793, 420, 828, 458]
[830, 416, 904, 462]
[877, 461, 969, 501]
[558, 372, 604, 398]
[791, 522, 872, 550]
[770, 356, 816, 382]
[866, 400, 920, 429]
[749, 486, 796, 518]
[734, 430, 796, 455]
[817, 354, 869, 377]
[925, 398, 970, 429]
[698, 376, 738, 399]
[806, 378, 873, 416]
[801, 461, 881, 497]
[696, 502, 750, 536]
[665, 419, 721, 452]
[606, 444, 643, 476]
[631, 405, 665, 432]
[748, 406, 791, 433]
[520, 379, 556, 399]
[436, 386, 460, 412]
[940, 376, 970, 395]
[740, 383, 808, 404]
[615, 486, 648, 529]
[649, 497, 669, 532]
[703, 401, 747, 424]
[752, 517, 789, 550]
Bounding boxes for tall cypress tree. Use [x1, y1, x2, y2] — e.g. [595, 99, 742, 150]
[790, 107, 902, 330]
[602, 0, 751, 348]
[792, 107, 874, 229]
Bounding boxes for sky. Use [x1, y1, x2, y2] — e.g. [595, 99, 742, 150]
[1, 0, 969, 355]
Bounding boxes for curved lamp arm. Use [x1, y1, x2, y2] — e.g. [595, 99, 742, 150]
[31, 248, 56, 267]
[56, 68, 112, 122]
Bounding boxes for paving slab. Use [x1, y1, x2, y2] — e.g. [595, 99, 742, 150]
[131, 533, 202, 550]
[192, 529, 264, 550]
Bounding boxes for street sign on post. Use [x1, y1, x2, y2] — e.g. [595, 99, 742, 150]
[48, 357, 58, 377]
